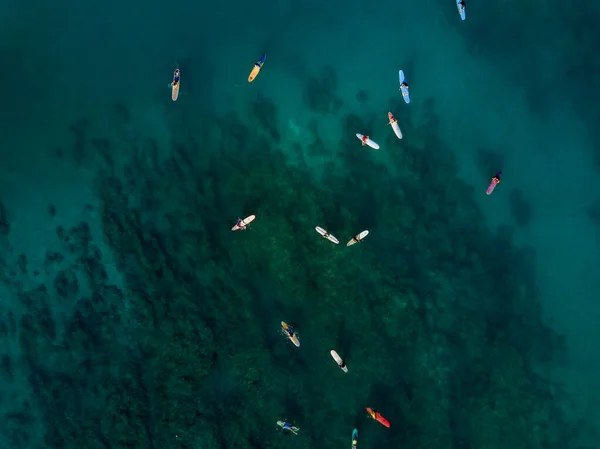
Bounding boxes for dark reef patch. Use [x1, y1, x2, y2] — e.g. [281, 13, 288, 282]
[304, 66, 343, 115]
[509, 188, 532, 227]
[0, 92, 587, 449]
[249, 93, 280, 143]
[356, 89, 369, 104]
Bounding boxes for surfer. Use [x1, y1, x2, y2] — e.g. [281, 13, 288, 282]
[400, 80, 409, 90]
[366, 407, 391, 428]
[350, 235, 361, 245]
[171, 69, 180, 88]
[337, 359, 347, 371]
[278, 421, 299, 435]
[361, 135, 369, 146]
[283, 325, 295, 340]
[486, 171, 502, 195]
[458, 0, 465, 13]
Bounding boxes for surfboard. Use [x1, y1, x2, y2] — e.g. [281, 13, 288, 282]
[387, 112, 403, 139]
[281, 321, 300, 347]
[330, 350, 348, 373]
[248, 53, 266, 82]
[486, 179, 500, 195]
[315, 226, 340, 244]
[456, 0, 466, 20]
[399, 70, 410, 104]
[346, 230, 369, 247]
[355, 134, 380, 150]
[231, 214, 256, 231]
[171, 69, 180, 101]
[351, 429, 358, 449]
[366, 407, 391, 428]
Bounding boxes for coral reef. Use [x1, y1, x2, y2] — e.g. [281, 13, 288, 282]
[0, 94, 589, 449]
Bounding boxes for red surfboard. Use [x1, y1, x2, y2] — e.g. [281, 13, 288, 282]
[366, 407, 390, 428]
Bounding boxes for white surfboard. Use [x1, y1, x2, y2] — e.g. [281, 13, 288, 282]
[231, 214, 256, 231]
[315, 226, 339, 244]
[347, 230, 369, 247]
[355, 133, 380, 150]
[387, 112, 403, 139]
[330, 350, 348, 373]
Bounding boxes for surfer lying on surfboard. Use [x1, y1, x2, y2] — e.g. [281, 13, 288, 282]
[486, 171, 501, 195]
[248, 53, 266, 83]
[458, 0, 465, 14]
[169, 69, 181, 101]
[330, 350, 348, 372]
[360, 135, 370, 146]
[366, 407, 391, 428]
[171, 69, 180, 88]
[277, 421, 299, 435]
[351, 429, 358, 449]
[281, 322, 300, 347]
[387, 112, 403, 139]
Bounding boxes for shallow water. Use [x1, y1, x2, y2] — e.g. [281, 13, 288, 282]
[0, 0, 599, 447]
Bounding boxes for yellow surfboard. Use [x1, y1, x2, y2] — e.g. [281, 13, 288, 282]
[248, 53, 266, 83]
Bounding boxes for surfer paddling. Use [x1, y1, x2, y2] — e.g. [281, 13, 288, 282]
[281, 322, 300, 347]
[366, 407, 391, 428]
[170, 69, 180, 101]
[330, 350, 348, 372]
[347, 230, 369, 247]
[315, 226, 340, 244]
[231, 215, 256, 231]
[486, 172, 502, 195]
[387, 112, 403, 139]
[248, 53, 266, 83]
[458, 0, 465, 14]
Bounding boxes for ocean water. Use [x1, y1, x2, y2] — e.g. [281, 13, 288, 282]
[1, 0, 599, 447]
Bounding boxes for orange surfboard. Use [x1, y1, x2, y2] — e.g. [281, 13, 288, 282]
[248, 53, 266, 83]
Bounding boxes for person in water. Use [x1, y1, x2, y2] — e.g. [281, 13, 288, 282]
[281, 422, 300, 434]
[458, 0, 465, 9]
[492, 171, 502, 184]
[338, 360, 346, 370]
[361, 136, 369, 146]
[285, 327, 295, 338]
[172, 70, 180, 87]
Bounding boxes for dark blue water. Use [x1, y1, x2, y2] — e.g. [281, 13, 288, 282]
[0, 0, 599, 447]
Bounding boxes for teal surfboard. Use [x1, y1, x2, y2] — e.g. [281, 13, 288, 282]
[351, 429, 358, 449]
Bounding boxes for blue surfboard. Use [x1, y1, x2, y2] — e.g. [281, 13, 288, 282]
[456, 0, 465, 20]
[399, 70, 410, 104]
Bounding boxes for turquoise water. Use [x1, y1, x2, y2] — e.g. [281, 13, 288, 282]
[1, 0, 599, 447]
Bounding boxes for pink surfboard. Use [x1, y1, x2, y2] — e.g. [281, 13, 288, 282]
[486, 172, 502, 195]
